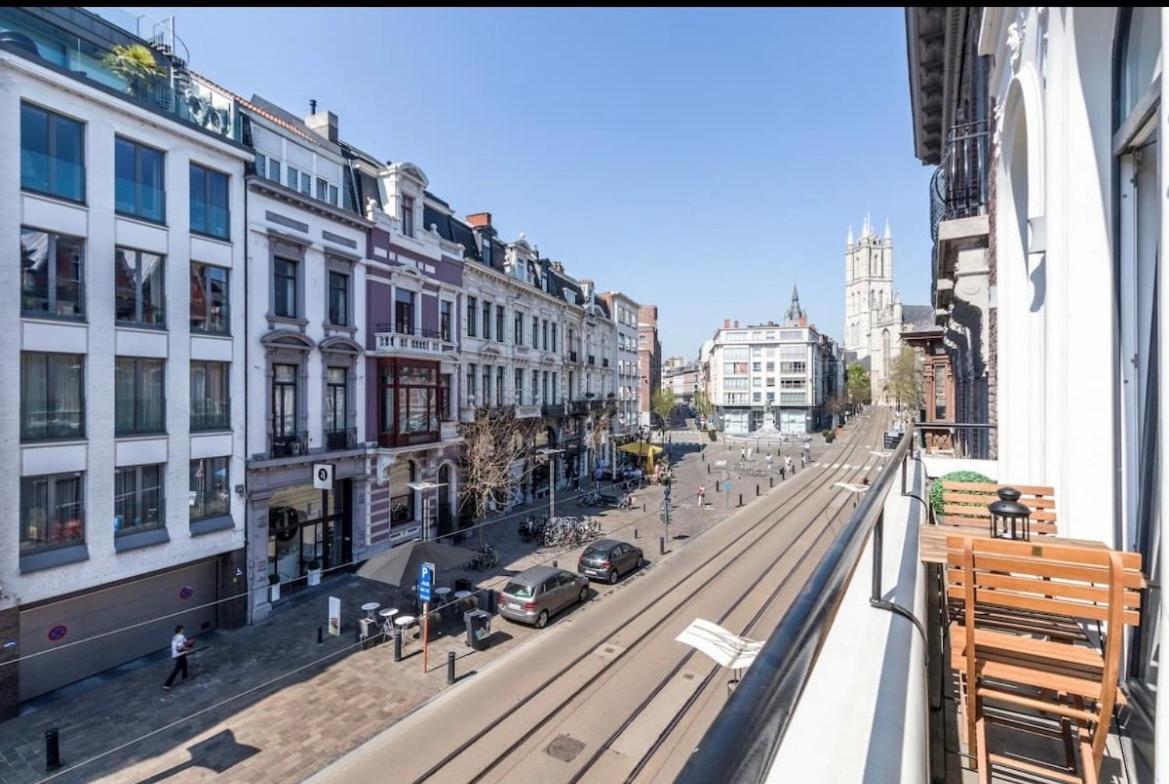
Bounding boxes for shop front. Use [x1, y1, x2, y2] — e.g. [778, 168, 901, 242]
[267, 480, 352, 584]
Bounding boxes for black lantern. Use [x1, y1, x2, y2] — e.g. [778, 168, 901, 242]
[988, 487, 1032, 540]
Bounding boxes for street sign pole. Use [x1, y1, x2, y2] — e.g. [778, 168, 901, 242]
[419, 561, 435, 673]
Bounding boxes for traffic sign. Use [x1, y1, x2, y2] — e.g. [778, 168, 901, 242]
[724, 482, 733, 492]
[419, 561, 435, 603]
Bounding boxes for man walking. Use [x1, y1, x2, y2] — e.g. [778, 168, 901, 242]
[785, 454, 794, 475]
[164, 624, 193, 690]
[697, 484, 706, 507]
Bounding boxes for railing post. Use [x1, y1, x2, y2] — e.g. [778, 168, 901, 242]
[871, 510, 884, 603]
[901, 456, 907, 496]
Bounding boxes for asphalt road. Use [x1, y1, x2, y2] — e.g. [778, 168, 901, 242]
[312, 410, 889, 784]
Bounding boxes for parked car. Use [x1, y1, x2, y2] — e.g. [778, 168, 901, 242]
[578, 538, 645, 584]
[498, 565, 590, 629]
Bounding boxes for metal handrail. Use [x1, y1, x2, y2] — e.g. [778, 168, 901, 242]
[676, 425, 914, 784]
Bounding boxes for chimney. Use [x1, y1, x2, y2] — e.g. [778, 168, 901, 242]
[723, 318, 731, 329]
[305, 109, 339, 143]
[580, 278, 594, 300]
[551, 260, 565, 274]
[466, 212, 492, 228]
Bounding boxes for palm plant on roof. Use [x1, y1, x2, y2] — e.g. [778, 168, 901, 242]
[101, 43, 165, 97]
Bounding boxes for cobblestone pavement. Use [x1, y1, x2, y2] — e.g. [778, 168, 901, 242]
[0, 423, 849, 784]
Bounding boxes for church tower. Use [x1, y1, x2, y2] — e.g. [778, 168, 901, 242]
[843, 214, 894, 361]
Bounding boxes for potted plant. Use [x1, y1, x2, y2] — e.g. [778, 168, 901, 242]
[307, 559, 322, 587]
[100, 43, 165, 98]
[268, 573, 281, 603]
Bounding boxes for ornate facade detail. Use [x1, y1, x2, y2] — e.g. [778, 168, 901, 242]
[1006, 11, 1026, 73]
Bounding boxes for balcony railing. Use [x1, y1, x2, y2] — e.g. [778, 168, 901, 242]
[930, 120, 989, 241]
[373, 326, 445, 357]
[677, 427, 914, 783]
[269, 430, 309, 459]
[542, 401, 567, 417]
[917, 421, 995, 460]
[324, 428, 358, 451]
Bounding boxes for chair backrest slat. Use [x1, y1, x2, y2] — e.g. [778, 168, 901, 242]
[939, 480, 1060, 535]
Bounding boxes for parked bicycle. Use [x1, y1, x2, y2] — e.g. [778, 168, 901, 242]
[518, 514, 548, 542]
[541, 516, 602, 548]
[464, 542, 499, 571]
[617, 492, 637, 511]
[579, 489, 603, 506]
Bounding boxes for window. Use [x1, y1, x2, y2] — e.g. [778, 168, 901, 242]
[300, 171, 311, 196]
[753, 392, 762, 402]
[190, 360, 230, 431]
[114, 247, 165, 326]
[21, 103, 85, 202]
[532, 369, 540, 404]
[115, 357, 165, 436]
[286, 165, 299, 191]
[440, 373, 452, 420]
[21, 228, 84, 319]
[390, 460, 415, 524]
[325, 367, 348, 435]
[466, 362, 477, 404]
[328, 184, 338, 206]
[268, 158, 281, 182]
[190, 456, 229, 520]
[22, 352, 84, 441]
[532, 316, 539, 348]
[496, 367, 504, 405]
[482, 241, 492, 267]
[274, 257, 298, 318]
[190, 262, 229, 334]
[395, 288, 415, 334]
[328, 271, 349, 326]
[115, 137, 165, 222]
[482, 302, 492, 340]
[766, 361, 776, 372]
[496, 306, 505, 343]
[552, 324, 558, 352]
[542, 320, 549, 350]
[780, 361, 806, 375]
[542, 371, 549, 404]
[401, 195, 414, 237]
[482, 366, 492, 406]
[21, 472, 84, 551]
[440, 301, 453, 342]
[752, 362, 762, 372]
[466, 296, 477, 337]
[190, 163, 229, 239]
[254, 152, 265, 178]
[115, 464, 164, 534]
[376, 360, 438, 446]
[515, 368, 524, 404]
[515, 311, 524, 345]
[272, 364, 298, 439]
[316, 177, 328, 202]
[552, 372, 558, 403]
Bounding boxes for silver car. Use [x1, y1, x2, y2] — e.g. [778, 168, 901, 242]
[498, 565, 590, 628]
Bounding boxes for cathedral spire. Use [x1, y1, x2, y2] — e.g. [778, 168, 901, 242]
[884, 217, 892, 240]
[846, 225, 854, 246]
[861, 212, 872, 239]
[784, 284, 806, 327]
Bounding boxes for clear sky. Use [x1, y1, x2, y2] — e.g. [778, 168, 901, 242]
[124, 6, 933, 359]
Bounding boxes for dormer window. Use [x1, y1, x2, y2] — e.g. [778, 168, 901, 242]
[401, 195, 414, 237]
[482, 240, 492, 267]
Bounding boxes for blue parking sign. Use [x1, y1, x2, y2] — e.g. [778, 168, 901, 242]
[419, 561, 435, 603]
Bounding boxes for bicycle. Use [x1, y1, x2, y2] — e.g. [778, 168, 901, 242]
[617, 493, 637, 511]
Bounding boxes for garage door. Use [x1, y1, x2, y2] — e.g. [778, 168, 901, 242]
[19, 559, 218, 700]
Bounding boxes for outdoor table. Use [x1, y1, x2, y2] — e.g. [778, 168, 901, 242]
[361, 601, 381, 620]
[434, 587, 453, 617]
[918, 526, 1108, 565]
[394, 615, 416, 640]
[454, 590, 474, 611]
[378, 608, 399, 636]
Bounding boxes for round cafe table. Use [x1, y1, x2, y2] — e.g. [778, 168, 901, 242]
[378, 608, 399, 636]
[394, 615, 416, 640]
[433, 587, 453, 617]
[361, 602, 381, 620]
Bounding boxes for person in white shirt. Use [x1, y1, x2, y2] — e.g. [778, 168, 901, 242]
[164, 624, 192, 690]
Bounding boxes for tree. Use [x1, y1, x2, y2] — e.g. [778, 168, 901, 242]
[846, 363, 872, 407]
[823, 393, 846, 427]
[458, 407, 536, 545]
[887, 347, 922, 418]
[693, 389, 714, 421]
[651, 388, 677, 443]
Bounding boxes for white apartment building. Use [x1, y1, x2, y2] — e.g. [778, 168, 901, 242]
[601, 290, 641, 438]
[238, 95, 372, 622]
[0, 7, 250, 713]
[706, 315, 830, 435]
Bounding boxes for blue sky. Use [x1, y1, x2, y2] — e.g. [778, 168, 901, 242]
[124, 6, 932, 359]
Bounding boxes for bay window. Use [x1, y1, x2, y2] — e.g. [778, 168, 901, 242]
[377, 359, 439, 447]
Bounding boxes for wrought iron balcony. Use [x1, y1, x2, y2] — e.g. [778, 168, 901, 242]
[930, 120, 989, 241]
[542, 401, 568, 417]
[269, 430, 308, 458]
[324, 428, 358, 451]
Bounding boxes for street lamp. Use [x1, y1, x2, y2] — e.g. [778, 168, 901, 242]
[536, 447, 564, 521]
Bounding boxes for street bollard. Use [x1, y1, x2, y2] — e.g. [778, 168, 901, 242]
[659, 536, 666, 555]
[552, 560, 558, 568]
[715, 480, 721, 492]
[317, 626, 323, 645]
[634, 528, 639, 539]
[770, 476, 774, 488]
[738, 493, 743, 507]
[756, 484, 760, 497]
[643, 502, 646, 512]
[447, 651, 456, 685]
[707, 464, 711, 475]
[394, 630, 403, 662]
[45, 728, 61, 772]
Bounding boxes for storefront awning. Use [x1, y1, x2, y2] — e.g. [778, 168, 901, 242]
[618, 443, 663, 458]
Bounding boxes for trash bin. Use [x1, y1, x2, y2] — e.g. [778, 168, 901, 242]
[464, 609, 491, 651]
[454, 577, 472, 593]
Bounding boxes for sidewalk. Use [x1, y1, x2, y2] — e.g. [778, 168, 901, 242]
[0, 425, 847, 784]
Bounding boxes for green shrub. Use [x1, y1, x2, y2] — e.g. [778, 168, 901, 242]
[822, 429, 836, 443]
[930, 470, 994, 519]
[707, 428, 718, 442]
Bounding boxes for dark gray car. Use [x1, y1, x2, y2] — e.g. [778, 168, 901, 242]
[498, 565, 590, 628]
[578, 539, 645, 584]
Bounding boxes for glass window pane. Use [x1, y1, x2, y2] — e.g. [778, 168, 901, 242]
[20, 104, 50, 193]
[208, 265, 228, 332]
[139, 146, 164, 222]
[190, 262, 207, 329]
[20, 228, 50, 315]
[54, 234, 84, 318]
[286, 166, 298, 190]
[114, 358, 136, 434]
[140, 464, 163, 528]
[207, 169, 228, 238]
[139, 252, 165, 325]
[140, 359, 165, 432]
[114, 466, 136, 532]
[114, 137, 136, 214]
[269, 159, 281, 181]
[300, 172, 311, 195]
[114, 248, 137, 322]
[51, 114, 84, 201]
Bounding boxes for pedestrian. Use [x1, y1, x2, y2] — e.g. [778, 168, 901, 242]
[765, 454, 773, 471]
[780, 465, 786, 480]
[785, 455, 793, 475]
[740, 447, 746, 463]
[697, 484, 706, 507]
[164, 624, 194, 690]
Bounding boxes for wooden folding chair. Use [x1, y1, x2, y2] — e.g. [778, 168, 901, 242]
[944, 535, 1143, 783]
[936, 481, 1059, 537]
